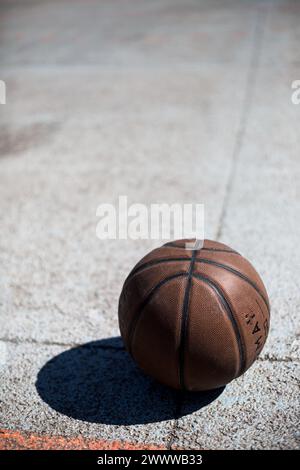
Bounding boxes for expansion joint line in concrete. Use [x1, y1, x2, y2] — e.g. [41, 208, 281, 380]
[166, 7, 270, 449]
[216, 7, 268, 241]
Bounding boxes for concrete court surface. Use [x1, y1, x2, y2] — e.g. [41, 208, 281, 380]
[0, 0, 299, 450]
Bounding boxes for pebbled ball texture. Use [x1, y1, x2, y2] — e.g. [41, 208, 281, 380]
[118, 239, 270, 391]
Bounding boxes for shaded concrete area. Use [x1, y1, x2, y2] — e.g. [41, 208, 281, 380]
[0, 0, 299, 449]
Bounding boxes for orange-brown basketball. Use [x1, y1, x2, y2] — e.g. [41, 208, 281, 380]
[118, 240, 270, 391]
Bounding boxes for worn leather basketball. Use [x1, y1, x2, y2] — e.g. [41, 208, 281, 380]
[118, 239, 270, 391]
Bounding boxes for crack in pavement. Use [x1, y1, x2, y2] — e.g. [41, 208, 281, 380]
[166, 391, 183, 450]
[0, 336, 125, 350]
[257, 355, 300, 363]
[0, 337, 298, 363]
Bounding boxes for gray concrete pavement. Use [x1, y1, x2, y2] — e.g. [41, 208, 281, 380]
[0, 0, 299, 450]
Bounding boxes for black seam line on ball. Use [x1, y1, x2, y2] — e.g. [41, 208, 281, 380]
[127, 272, 188, 357]
[192, 273, 246, 376]
[194, 258, 270, 312]
[124, 250, 249, 286]
[164, 242, 240, 255]
[124, 257, 192, 284]
[255, 298, 268, 321]
[178, 250, 198, 390]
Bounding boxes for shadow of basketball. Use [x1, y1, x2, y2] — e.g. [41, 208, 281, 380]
[36, 337, 225, 425]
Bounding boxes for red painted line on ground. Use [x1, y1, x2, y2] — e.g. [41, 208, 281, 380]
[0, 428, 167, 450]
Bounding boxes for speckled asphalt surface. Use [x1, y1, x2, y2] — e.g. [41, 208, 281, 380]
[0, 0, 299, 450]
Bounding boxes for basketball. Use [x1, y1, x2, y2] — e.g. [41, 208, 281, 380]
[118, 240, 270, 391]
